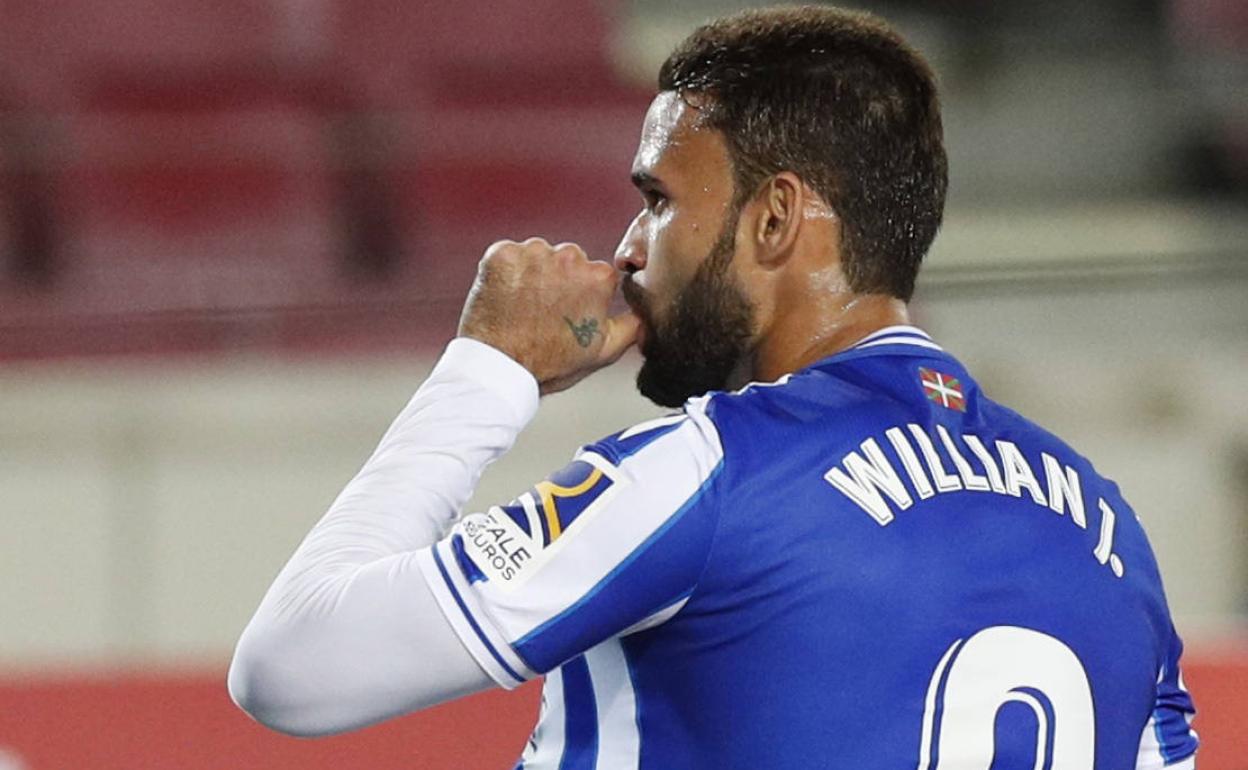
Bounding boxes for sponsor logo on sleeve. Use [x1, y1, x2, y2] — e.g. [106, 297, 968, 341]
[461, 455, 620, 591]
[460, 508, 534, 583]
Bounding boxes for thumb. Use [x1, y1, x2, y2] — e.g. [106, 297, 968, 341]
[598, 310, 642, 365]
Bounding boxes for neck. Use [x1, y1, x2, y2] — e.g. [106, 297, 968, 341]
[742, 292, 912, 385]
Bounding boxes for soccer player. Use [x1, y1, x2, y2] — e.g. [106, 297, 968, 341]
[229, 7, 1199, 768]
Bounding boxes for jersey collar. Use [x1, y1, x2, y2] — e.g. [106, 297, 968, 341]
[724, 325, 943, 396]
[847, 325, 943, 353]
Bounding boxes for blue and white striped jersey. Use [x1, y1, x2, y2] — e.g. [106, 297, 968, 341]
[416, 326, 1198, 769]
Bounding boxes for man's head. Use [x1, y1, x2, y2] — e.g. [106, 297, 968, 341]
[615, 5, 947, 407]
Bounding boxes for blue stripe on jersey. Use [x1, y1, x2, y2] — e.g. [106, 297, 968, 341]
[590, 420, 686, 465]
[450, 534, 488, 585]
[541, 463, 614, 534]
[615, 421, 685, 461]
[1153, 676, 1197, 761]
[622, 642, 646, 766]
[559, 656, 599, 770]
[513, 461, 724, 670]
[1151, 708, 1172, 763]
[432, 546, 526, 685]
[547, 459, 602, 488]
[535, 494, 553, 545]
[500, 502, 532, 537]
[1152, 631, 1199, 763]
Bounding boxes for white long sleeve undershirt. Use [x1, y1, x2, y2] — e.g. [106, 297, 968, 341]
[228, 338, 539, 736]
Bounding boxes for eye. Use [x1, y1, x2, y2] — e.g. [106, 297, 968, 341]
[643, 190, 668, 213]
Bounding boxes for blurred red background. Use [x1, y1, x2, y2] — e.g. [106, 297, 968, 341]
[0, 650, 1244, 769]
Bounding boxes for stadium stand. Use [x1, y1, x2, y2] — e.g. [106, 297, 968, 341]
[0, 0, 647, 360]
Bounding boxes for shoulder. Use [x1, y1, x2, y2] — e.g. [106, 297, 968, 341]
[581, 397, 725, 474]
[580, 362, 907, 478]
[694, 365, 914, 454]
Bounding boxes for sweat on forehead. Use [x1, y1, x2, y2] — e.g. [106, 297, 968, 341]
[634, 93, 718, 173]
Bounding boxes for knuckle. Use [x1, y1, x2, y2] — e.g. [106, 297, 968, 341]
[483, 239, 521, 263]
[588, 264, 616, 289]
[485, 238, 520, 254]
[553, 242, 587, 260]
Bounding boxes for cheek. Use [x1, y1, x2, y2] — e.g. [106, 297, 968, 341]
[643, 229, 688, 306]
[639, 203, 718, 306]
[649, 212, 705, 273]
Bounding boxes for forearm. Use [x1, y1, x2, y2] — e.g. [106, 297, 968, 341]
[228, 338, 538, 734]
[258, 338, 538, 612]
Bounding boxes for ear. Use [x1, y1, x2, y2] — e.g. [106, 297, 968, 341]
[749, 172, 804, 267]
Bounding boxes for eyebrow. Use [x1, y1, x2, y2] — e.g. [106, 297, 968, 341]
[630, 171, 669, 194]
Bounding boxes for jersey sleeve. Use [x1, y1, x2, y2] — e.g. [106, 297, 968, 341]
[1136, 624, 1199, 769]
[415, 402, 725, 688]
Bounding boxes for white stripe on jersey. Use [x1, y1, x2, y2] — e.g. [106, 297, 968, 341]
[521, 642, 642, 770]
[522, 668, 568, 769]
[855, 336, 945, 352]
[1136, 716, 1163, 770]
[1135, 718, 1196, 770]
[618, 413, 686, 441]
[1177, 670, 1199, 743]
[853, 324, 933, 345]
[1134, 665, 1198, 770]
[519, 492, 545, 543]
[619, 596, 691, 637]
[415, 545, 537, 688]
[587, 640, 642, 769]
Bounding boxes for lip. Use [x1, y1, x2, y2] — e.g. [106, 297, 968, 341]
[620, 279, 645, 317]
[619, 276, 652, 352]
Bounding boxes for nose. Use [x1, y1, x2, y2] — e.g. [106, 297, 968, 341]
[613, 213, 647, 274]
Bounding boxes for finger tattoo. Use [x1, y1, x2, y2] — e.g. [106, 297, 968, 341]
[563, 316, 601, 348]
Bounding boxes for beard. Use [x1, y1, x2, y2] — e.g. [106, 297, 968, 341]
[621, 210, 755, 408]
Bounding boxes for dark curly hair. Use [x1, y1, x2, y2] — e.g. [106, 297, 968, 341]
[659, 5, 947, 301]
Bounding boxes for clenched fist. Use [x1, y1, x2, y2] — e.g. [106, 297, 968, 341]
[457, 238, 641, 396]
